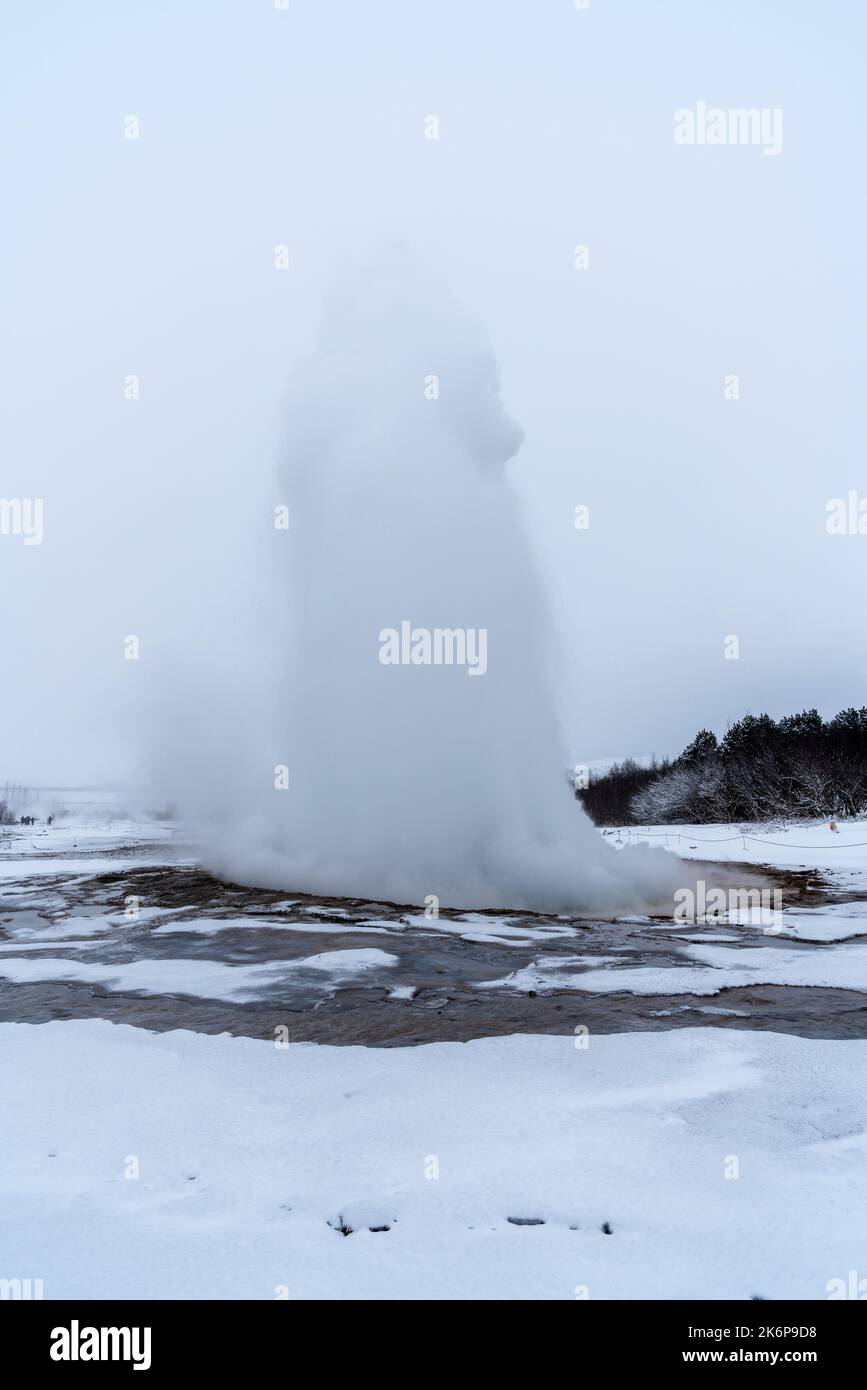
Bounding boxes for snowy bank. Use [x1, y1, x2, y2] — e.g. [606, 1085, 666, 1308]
[2, 1020, 866, 1300]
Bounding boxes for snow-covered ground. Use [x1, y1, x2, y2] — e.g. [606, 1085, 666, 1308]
[0, 796, 182, 884]
[0, 833, 176, 863]
[497, 941, 867, 998]
[2, 803, 867, 1299]
[610, 818, 867, 873]
[3, 1019, 866, 1300]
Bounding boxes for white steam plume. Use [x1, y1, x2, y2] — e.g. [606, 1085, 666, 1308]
[157, 249, 678, 913]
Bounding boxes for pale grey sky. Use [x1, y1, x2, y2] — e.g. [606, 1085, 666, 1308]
[2, 0, 865, 783]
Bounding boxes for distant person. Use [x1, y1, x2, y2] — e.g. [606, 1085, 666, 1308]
[47, 815, 53, 826]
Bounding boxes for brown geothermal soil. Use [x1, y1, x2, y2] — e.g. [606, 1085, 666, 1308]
[1, 848, 866, 1045]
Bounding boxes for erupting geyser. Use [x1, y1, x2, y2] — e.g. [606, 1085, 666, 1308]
[182, 249, 678, 911]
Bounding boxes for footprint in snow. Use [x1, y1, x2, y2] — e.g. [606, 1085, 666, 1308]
[328, 1206, 396, 1236]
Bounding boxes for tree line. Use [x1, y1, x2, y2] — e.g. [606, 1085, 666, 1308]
[577, 707, 867, 826]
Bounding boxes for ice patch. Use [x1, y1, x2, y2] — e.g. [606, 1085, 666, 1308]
[0, 948, 399, 1002]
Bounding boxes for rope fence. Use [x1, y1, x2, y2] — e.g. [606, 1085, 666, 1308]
[611, 829, 867, 850]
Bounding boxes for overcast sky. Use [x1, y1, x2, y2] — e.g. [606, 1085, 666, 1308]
[2, 1, 865, 785]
